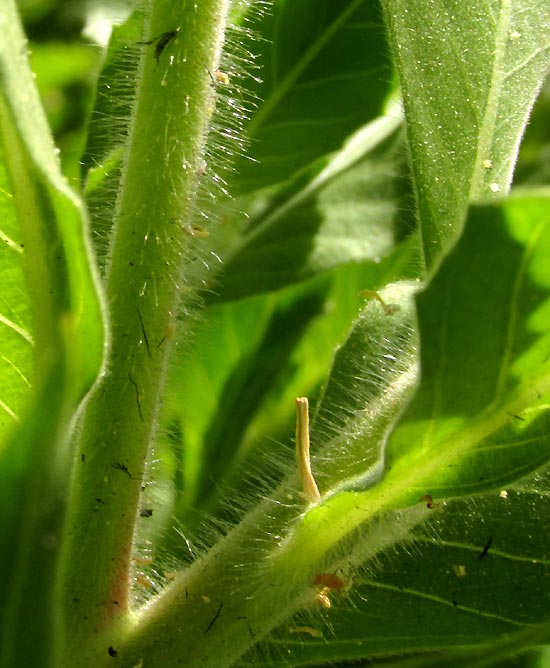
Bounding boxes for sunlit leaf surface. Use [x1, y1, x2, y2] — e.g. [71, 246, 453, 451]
[381, 0, 550, 271]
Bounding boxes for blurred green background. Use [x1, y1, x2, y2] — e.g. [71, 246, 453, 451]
[16, 0, 133, 178]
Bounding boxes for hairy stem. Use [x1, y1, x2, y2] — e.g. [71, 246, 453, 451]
[59, 0, 230, 660]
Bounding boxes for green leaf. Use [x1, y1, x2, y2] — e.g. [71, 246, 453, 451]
[158, 263, 405, 531]
[0, 2, 106, 666]
[265, 472, 550, 667]
[234, 0, 396, 194]
[381, 0, 550, 272]
[0, 146, 34, 442]
[385, 193, 550, 504]
[310, 280, 419, 495]
[209, 111, 418, 302]
[240, 193, 550, 667]
[0, 8, 105, 396]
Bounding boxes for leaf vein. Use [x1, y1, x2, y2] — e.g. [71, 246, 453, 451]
[364, 580, 529, 626]
[248, 0, 365, 136]
[0, 313, 34, 344]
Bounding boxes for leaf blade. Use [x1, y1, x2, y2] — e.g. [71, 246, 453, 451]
[235, 0, 396, 194]
[385, 194, 550, 503]
[381, 0, 550, 271]
[0, 2, 106, 666]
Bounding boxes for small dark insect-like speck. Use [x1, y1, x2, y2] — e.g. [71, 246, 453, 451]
[112, 462, 132, 478]
[479, 536, 493, 559]
[205, 604, 223, 633]
[139, 28, 179, 66]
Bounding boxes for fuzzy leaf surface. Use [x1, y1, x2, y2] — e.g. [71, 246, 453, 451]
[158, 263, 408, 532]
[234, 194, 550, 667]
[381, 0, 550, 271]
[260, 473, 550, 666]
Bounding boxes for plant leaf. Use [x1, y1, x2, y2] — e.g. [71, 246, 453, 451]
[157, 263, 403, 532]
[0, 2, 106, 666]
[208, 113, 417, 302]
[0, 143, 34, 442]
[381, 0, 550, 272]
[238, 193, 550, 667]
[310, 280, 419, 495]
[234, 0, 396, 194]
[384, 193, 550, 504]
[259, 471, 550, 666]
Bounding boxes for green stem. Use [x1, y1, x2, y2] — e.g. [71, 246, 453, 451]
[95, 489, 429, 668]
[59, 0, 230, 660]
